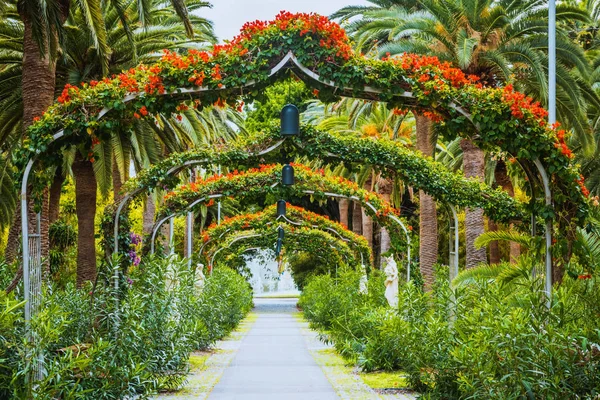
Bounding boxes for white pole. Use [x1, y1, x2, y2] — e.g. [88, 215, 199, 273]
[217, 165, 222, 224]
[549, 0, 556, 125]
[546, 0, 556, 308]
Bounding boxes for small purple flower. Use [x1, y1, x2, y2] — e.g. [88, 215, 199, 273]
[133, 255, 141, 267]
[129, 232, 142, 245]
[127, 277, 134, 285]
[128, 250, 137, 260]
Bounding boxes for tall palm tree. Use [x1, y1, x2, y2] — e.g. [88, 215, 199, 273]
[0, 0, 227, 285]
[334, 0, 595, 271]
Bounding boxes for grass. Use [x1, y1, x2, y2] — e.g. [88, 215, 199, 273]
[359, 371, 409, 389]
[188, 353, 209, 371]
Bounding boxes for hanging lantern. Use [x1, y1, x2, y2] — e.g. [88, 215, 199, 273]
[275, 227, 284, 257]
[280, 104, 299, 136]
[277, 200, 287, 217]
[282, 164, 294, 185]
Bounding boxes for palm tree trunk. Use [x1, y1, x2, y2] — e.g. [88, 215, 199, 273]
[488, 219, 500, 264]
[142, 195, 156, 236]
[494, 160, 520, 263]
[415, 114, 438, 287]
[460, 139, 487, 268]
[338, 199, 350, 228]
[351, 201, 362, 235]
[5, 14, 58, 281]
[48, 169, 64, 225]
[73, 153, 97, 287]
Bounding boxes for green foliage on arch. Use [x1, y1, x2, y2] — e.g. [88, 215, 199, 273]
[158, 163, 409, 252]
[22, 11, 588, 238]
[207, 225, 357, 288]
[121, 124, 522, 223]
[199, 203, 373, 268]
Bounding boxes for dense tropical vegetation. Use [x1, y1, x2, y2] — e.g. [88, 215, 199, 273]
[1, 0, 600, 397]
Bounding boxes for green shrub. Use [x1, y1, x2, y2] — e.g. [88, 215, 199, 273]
[301, 265, 600, 399]
[0, 254, 253, 398]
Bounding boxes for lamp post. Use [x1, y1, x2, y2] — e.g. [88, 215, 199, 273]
[277, 104, 298, 257]
[277, 200, 287, 217]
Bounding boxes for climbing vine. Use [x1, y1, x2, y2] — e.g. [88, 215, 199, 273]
[199, 203, 373, 268]
[22, 11, 588, 247]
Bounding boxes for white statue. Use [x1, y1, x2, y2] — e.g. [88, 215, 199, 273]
[359, 264, 368, 294]
[383, 256, 399, 308]
[195, 263, 206, 293]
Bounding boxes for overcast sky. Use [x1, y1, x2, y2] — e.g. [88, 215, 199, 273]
[202, 0, 372, 43]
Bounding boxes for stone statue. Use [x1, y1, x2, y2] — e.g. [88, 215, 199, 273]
[359, 264, 368, 294]
[195, 263, 206, 293]
[383, 256, 399, 307]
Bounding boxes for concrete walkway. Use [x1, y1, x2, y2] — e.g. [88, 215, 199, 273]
[208, 298, 338, 400]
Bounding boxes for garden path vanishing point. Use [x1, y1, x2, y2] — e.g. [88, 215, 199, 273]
[156, 297, 417, 399]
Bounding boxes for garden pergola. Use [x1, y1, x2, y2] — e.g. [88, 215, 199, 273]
[19, 12, 588, 353]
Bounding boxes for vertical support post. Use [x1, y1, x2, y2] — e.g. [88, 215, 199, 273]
[187, 211, 193, 267]
[21, 159, 35, 328]
[533, 159, 553, 308]
[549, 0, 556, 125]
[186, 171, 194, 267]
[217, 165, 222, 224]
[169, 217, 175, 255]
[449, 205, 459, 282]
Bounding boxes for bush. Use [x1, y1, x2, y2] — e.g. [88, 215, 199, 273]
[300, 265, 600, 399]
[0, 254, 253, 398]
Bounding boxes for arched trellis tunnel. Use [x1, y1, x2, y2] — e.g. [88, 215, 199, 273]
[18, 12, 590, 342]
[205, 226, 360, 286]
[193, 203, 374, 271]
[145, 163, 412, 269]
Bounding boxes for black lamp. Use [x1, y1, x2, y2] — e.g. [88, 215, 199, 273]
[280, 104, 299, 136]
[275, 226, 285, 257]
[277, 200, 287, 217]
[282, 164, 294, 185]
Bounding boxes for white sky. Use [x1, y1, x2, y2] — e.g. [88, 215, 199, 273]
[202, 0, 372, 43]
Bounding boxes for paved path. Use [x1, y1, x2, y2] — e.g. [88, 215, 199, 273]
[208, 298, 338, 400]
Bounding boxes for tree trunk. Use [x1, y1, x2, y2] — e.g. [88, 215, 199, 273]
[377, 176, 393, 264]
[338, 199, 349, 228]
[48, 169, 64, 225]
[494, 160, 520, 263]
[488, 219, 500, 264]
[461, 138, 487, 268]
[351, 201, 362, 236]
[73, 154, 97, 287]
[415, 114, 438, 287]
[5, 15, 58, 282]
[142, 195, 156, 236]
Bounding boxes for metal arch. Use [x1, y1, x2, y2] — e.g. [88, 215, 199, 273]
[303, 190, 413, 281]
[208, 227, 354, 272]
[113, 139, 286, 256]
[158, 206, 369, 268]
[533, 158, 553, 307]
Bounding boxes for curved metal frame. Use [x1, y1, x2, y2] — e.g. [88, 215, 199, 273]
[196, 212, 369, 268]
[19, 50, 556, 335]
[208, 226, 355, 273]
[151, 188, 413, 280]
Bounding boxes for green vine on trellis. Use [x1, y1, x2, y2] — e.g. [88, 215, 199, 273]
[198, 203, 373, 268]
[22, 11, 589, 246]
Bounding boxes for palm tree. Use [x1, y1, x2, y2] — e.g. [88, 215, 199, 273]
[334, 0, 594, 271]
[0, 0, 224, 285]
